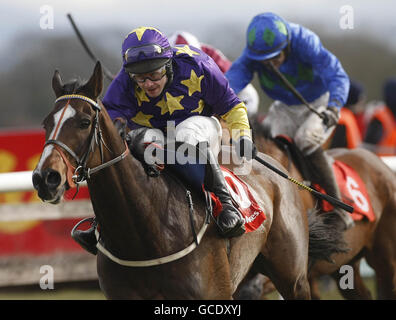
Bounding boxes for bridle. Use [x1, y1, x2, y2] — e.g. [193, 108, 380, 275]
[45, 94, 211, 267]
[45, 94, 129, 195]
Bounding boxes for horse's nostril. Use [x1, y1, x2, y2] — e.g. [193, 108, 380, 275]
[45, 170, 61, 189]
[32, 172, 42, 189]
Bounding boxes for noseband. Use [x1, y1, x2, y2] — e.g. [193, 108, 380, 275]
[45, 94, 129, 194]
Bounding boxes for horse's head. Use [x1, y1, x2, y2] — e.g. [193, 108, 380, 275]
[32, 62, 103, 203]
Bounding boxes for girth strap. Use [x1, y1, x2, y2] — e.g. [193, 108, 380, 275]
[94, 190, 212, 267]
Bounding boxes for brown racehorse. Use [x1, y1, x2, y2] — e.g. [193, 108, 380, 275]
[249, 116, 396, 300]
[31, 61, 339, 299]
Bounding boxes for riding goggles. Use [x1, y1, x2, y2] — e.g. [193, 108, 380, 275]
[129, 65, 167, 83]
[124, 44, 171, 64]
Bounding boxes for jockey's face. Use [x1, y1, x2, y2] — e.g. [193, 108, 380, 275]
[261, 50, 286, 69]
[134, 66, 168, 98]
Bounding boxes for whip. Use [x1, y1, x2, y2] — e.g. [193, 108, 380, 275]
[254, 155, 354, 213]
[67, 13, 115, 82]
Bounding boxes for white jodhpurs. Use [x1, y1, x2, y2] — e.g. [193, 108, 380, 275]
[139, 116, 223, 157]
[262, 92, 335, 155]
[237, 84, 259, 116]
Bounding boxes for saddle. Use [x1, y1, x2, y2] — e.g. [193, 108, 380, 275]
[273, 135, 375, 221]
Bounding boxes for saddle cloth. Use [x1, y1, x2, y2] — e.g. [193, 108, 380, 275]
[313, 160, 375, 222]
[274, 135, 375, 222]
[211, 167, 266, 232]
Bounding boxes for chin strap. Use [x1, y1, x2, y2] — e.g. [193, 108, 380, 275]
[162, 60, 174, 91]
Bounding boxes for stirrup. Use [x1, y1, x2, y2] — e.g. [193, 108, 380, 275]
[71, 217, 98, 255]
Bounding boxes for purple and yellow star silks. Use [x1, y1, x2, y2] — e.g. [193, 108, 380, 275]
[175, 45, 200, 57]
[191, 100, 205, 114]
[103, 45, 249, 137]
[181, 69, 204, 96]
[135, 87, 150, 107]
[155, 93, 185, 115]
[131, 111, 154, 128]
[125, 27, 164, 41]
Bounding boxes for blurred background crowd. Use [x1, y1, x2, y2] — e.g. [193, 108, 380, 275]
[0, 0, 395, 158]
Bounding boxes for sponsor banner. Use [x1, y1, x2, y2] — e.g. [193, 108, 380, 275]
[0, 129, 90, 256]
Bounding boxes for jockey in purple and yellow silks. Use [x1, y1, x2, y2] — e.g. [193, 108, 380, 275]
[226, 13, 354, 230]
[103, 27, 250, 138]
[72, 27, 256, 252]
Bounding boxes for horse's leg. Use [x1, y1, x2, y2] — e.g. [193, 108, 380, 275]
[331, 259, 373, 300]
[259, 201, 311, 299]
[366, 206, 396, 299]
[234, 270, 279, 300]
[309, 276, 322, 300]
[369, 256, 396, 300]
[258, 253, 311, 300]
[201, 240, 235, 299]
[260, 276, 277, 299]
[233, 270, 267, 300]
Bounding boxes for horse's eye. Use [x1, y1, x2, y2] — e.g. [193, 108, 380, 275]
[80, 119, 91, 129]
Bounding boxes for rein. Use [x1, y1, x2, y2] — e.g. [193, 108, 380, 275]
[48, 94, 211, 267]
[45, 94, 129, 194]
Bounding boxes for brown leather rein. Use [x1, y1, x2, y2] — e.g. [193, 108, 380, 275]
[45, 94, 129, 195]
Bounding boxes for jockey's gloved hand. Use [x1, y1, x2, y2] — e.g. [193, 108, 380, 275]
[126, 128, 163, 178]
[321, 106, 340, 128]
[113, 117, 128, 141]
[235, 136, 257, 161]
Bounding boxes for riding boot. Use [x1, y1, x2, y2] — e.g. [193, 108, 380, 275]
[71, 219, 98, 255]
[201, 142, 246, 238]
[307, 148, 355, 230]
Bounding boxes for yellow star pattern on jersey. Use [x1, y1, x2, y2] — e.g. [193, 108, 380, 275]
[131, 111, 154, 127]
[191, 100, 205, 114]
[155, 97, 169, 115]
[155, 92, 185, 115]
[181, 70, 204, 96]
[165, 92, 184, 115]
[175, 45, 200, 57]
[126, 27, 163, 41]
[135, 87, 150, 107]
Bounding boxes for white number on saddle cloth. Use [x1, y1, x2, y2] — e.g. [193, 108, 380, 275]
[222, 170, 252, 209]
[346, 176, 369, 213]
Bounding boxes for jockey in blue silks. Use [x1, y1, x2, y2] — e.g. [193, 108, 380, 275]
[226, 12, 353, 230]
[72, 27, 258, 254]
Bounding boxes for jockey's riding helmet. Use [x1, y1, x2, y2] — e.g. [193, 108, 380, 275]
[122, 27, 173, 74]
[244, 12, 291, 61]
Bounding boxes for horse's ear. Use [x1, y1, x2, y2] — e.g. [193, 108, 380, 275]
[52, 70, 64, 97]
[84, 61, 103, 99]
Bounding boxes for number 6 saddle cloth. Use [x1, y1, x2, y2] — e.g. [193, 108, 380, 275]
[313, 160, 375, 222]
[272, 135, 375, 222]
